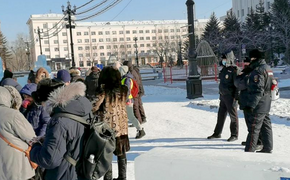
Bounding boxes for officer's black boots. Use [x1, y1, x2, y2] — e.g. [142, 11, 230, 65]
[207, 134, 221, 139]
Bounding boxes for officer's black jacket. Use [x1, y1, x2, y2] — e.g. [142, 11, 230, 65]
[245, 59, 273, 113]
[219, 66, 239, 99]
[234, 66, 253, 110]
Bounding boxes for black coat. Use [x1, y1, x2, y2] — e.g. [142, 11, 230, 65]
[85, 71, 100, 101]
[219, 66, 239, 99]
[30, 83, 92, 180]
[245, 59, 273, 113]
[234, 66, 254, 110]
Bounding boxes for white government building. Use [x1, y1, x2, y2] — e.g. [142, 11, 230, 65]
[27, 14, 209, 70]
[232, 0, 274, 22]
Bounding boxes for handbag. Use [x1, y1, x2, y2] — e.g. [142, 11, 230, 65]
[0, 132, 38, 169]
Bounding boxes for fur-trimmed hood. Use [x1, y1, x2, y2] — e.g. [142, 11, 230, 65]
[69, 69, 81, 76]
[45, 82, 92, 115]
[0, 86, 22, 110]
[35, 67, 50, 84]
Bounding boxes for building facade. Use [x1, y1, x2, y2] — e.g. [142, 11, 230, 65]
[27, 14, 209, 70]
[232, 0, 274, 22]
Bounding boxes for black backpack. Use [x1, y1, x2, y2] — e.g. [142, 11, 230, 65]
[53, 113, 116, 180]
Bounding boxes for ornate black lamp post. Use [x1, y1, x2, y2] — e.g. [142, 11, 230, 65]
[186, 0, 202, 99]
[62, 1, 76, 67]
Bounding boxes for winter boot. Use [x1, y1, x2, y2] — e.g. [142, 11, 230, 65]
[227, 136, 238, 142]
[256, 149, 272, 153]
[135, 128, 146, 139]
[104, 165, 113, 180]
[113, 158, 127, 180]
[207, 134, 221, 139]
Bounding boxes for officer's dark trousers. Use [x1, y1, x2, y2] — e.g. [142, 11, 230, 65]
[214, 95, 239, 137]
[133, 96, 146, 123]
[245, 113, 273, 152]
[244, 111, 263, 145]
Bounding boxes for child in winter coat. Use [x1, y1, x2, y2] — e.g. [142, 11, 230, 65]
[20, 83, 50, 137]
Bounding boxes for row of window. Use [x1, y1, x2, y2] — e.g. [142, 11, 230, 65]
[46, 50, 153, 60]
[77, 42, 176, 50]
[75, 29, 184, 36]
[41, 23, 185, 34]
[43, 36, 181, 45]
[75, 36, 180, 43]
[78, 50, 156, 58]
[44, 41, 177, 53]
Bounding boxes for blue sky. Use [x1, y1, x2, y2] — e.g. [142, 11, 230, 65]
[0, 0, 232, 42]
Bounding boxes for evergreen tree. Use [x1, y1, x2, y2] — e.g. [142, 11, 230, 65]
[202, 13, 221, 54]
[242, 0, 271, 59]
[255, 0, 271, 29]
[0, 31, 12, 70]
[221, 11, 243, 60]
[243, 8, 260, 30]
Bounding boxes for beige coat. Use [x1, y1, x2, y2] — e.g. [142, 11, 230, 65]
[0, 86, 36, 180]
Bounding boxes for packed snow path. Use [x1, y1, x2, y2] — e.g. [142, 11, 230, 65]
[110, 86, 290, 180]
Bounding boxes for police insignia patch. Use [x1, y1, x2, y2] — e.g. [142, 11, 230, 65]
[225, 74, 229, 79]
[254, 75, 259, 82]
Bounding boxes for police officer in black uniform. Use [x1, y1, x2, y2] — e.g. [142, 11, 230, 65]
[234, 57, 264, 149]
[243, 49, 274, 153]
[207, 50, 240, 142]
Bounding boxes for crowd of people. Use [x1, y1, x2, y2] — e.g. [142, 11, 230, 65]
[0, 61, 146, 180]
[0, 49, 277, 180]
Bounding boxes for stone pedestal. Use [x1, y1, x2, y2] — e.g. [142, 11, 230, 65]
[186, 77, 203, 99]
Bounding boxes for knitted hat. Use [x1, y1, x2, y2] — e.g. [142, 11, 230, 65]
[20, 83, 37, 96]
[113, 61, 122, 70]
[91, 66, 100, 72]
[3, 70, 13, 79]
[56, 69, 71, 83]
[119, 66, 129, 77]
[123, 60, 132, 68]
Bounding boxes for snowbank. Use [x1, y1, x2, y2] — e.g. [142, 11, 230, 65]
[135, 148, 290, 180]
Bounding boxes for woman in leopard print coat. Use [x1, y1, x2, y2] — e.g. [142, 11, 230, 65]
[92, 66, 129, 180]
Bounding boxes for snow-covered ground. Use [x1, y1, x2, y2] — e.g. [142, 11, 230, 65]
[109, 85, 290, 179]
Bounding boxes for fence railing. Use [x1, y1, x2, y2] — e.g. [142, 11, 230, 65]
[163, 62, 245, 84]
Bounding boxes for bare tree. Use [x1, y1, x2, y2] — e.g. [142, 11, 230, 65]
[10, 33, 30, 71]
[271, 8, 290, 64]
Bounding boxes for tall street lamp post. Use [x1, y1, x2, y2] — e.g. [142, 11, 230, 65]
[186, 0, 202, 99]
[35, 27, 43, 55]
[62, 1, 76, 67]
[134, 37, 139, 66]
